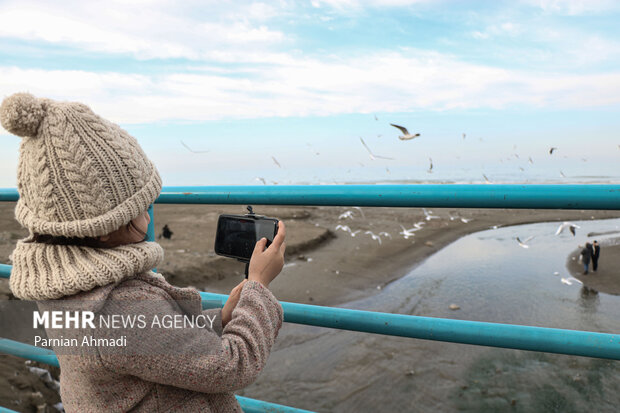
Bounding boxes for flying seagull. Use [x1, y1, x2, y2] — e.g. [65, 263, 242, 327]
[549, 147, 557, 155]
[271, 156, 282, 168]
[352, 206, 366, 219]
[422, 208, 440, 221]
[390, 124, 420, 140]
[338, 210, 354, 220]
[528, 156, 534, 164]
[555, 222, 580, 236]
[462, 133, 466, 140]
[181, 140, 209, 154]
[516, 236, 535, 249]
[427, 157, 433, 173]
[399, 225, 418, 240]
[365, 231, 382, 245]
[359, 137, 394, 160]
[483, 174, 491, 184]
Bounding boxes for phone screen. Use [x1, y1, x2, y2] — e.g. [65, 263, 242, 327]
[215, 216, 278, 261]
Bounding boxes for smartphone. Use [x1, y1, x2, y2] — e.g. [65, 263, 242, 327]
[214, 214, 279, 262]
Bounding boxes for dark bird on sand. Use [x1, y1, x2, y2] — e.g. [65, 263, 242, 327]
[159, 224, 174, 240]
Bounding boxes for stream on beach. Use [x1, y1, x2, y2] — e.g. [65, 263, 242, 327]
[242, 218, 620, 412]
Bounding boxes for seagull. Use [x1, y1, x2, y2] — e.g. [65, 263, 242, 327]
[555, 222, 580, 236]
[462, 133, 466, 140]
[365, 231, 382, 244]
[306, 143, 320, 155]
[422, 208, 440, 221]
[374, 114, 379, 121]
[460, 217, 472, 223]
[336, 225, 361, 237]
[549, 147, 557, 155]
[272, 156, 282, 168]
[390, 124, 420, 140]
[560, 171, 566, 178]
[399, 225, 417, 239]
[352, 206, 366, 219]
[427, 157, 433, 173]
[335, 224, 352, 233]
[516, 236, 535, 248]
[483, 174, 492, 184]
[379, 231, 392, 239]
[359, 137, 394, 160]
[528, 156, 534, 164]
[561, 277, 583, 286]
[255, 177, 267, 185]
[338, 210, 354, 220]
[181, 140, 209, 154]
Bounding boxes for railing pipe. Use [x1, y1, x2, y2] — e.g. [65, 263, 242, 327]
[2, 185, 620, 209]
[0, 264, 9, 279]
[0, 339, 314, 413]
[200, 292, 620, 361]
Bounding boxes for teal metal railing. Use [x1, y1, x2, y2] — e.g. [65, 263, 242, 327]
[1, 185, 620, 412]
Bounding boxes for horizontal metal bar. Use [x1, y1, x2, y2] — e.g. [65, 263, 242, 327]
[2, 185, 620, 209]
[0, 338, 60, 367]
[3, 262, 620, 360]
[0, 338, 314, 413]
[200, 291, 620, 360]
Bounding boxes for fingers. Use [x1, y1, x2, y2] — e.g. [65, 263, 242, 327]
[270, 221, 286, 250]
[231, 279, 247, 294]
[253, 237, 268, 255]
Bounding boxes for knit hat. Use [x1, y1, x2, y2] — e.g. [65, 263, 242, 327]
[1, 92, 162, 238]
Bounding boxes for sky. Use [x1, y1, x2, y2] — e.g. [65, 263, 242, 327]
[1, 0, 619, 186]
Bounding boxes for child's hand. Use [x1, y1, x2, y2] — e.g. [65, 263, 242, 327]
[222, 280, 247, 327]
[248, 221, 286, 288]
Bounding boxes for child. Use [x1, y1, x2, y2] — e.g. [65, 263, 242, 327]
[2, 92, 285, 412]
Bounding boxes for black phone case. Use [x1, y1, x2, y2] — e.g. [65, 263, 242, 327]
[214, 214, 279, 262]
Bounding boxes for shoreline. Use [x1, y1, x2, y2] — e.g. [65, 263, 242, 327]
[568, 241, 620, 295]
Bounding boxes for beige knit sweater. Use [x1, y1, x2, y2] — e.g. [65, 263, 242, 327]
[14, 241, 284, 413]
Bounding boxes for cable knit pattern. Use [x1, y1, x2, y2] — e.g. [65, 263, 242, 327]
[0, 92, 162, 237]
[9, 240, 164, 300]
[36, 272, 283, 412]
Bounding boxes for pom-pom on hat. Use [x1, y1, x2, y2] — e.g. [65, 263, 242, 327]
[1, 92, 162, 238]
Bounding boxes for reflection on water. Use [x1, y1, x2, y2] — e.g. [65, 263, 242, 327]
[243, 218, 620, 412]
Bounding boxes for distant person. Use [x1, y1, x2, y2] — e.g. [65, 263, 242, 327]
[591, 240, 601, 272]
[159, 224, 173, 240]
[580, 242, 593, 274]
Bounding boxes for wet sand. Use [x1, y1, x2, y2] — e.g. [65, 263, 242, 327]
[2, 201, 620, 411]
[569, 242, 620, 295]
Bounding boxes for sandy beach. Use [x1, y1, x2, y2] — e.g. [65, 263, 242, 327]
[1, 201, 620, 411]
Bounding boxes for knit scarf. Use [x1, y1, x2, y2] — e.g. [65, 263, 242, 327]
[9, 240, 164, 300]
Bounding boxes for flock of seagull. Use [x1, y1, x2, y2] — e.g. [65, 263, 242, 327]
[180, 115, 586, 184]
[515, 221, 580, 249]
[333, 206, 470, 244]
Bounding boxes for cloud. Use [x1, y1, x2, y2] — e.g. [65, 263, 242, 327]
[523, 0, 620, 15]
[0, 1, 285, 60]
[2, 49, 619, 124]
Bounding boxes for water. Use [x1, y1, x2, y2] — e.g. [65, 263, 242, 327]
[244, 218, 620, 412]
